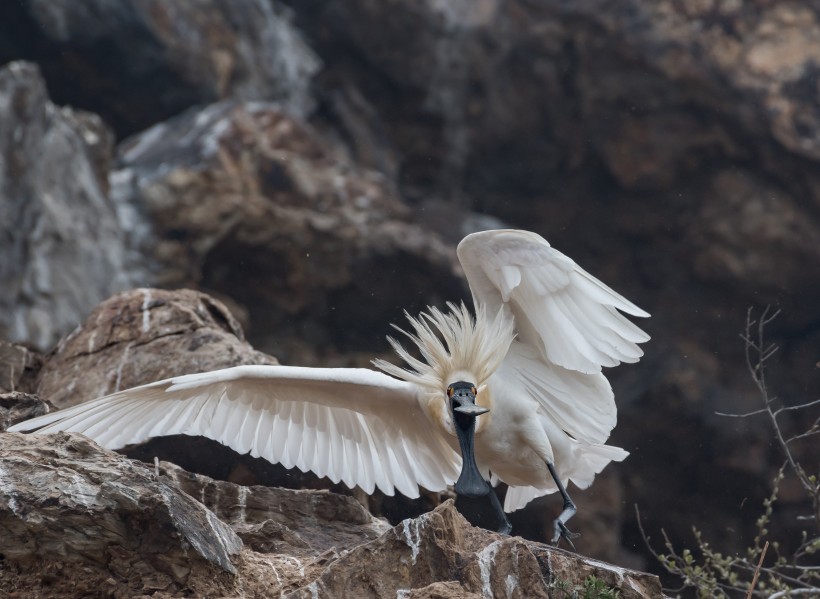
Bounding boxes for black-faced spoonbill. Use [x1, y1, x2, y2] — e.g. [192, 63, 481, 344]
[10, 229, 650, 544]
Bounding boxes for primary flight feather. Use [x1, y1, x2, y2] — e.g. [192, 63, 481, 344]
[10, 229, 649, 543]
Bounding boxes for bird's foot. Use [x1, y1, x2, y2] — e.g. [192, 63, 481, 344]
[551, 520, 580, 549]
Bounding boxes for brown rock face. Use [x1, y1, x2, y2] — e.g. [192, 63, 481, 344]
[111, 100, 463, 363]
[0, 432, 663, 598]
[0, 341, 43, 394]
[0, 432, 242, 579]
[282, 501, 662, 599]
[0, 392, 52, 433]
[158, 460, 391, 558]
[36, 288, 277, 410]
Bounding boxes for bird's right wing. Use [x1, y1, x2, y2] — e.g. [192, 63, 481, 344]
[8, 365, 461, 498]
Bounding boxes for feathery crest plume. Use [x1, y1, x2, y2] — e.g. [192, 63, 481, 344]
[373, 302, 515, 392]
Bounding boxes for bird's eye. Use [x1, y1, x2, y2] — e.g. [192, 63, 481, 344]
[446, 387, 453, 398]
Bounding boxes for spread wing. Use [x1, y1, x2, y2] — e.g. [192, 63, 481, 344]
[9, 365, 461, 498]
[457, 229, 649, 444]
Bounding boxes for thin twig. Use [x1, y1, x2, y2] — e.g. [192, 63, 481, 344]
[746, 541, 768, 599]
[787, 429, 820, 443]
[715, 408, 769, 418]
[742, 308, 813, 493]
[777, 398, 820, 412]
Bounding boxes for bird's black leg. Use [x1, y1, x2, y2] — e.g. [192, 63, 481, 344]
[547, 462, 579, 548]
[488, 486, 512, 534]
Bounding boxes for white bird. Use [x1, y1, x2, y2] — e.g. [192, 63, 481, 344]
[9, 229, 649, 543]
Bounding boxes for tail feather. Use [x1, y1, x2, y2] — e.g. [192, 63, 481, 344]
[502, 443, 628, 512]
[568, 443, 628, 490]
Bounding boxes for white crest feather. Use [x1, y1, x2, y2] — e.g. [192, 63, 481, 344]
[373, 302, 515, 392]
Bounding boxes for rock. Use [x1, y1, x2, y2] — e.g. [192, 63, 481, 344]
[691, 169, 820, 294]
[111, 100, 462, 362]
[282, 501, 663, 599]
[0, 433, 662, 598]
[0, 62, 133, 351]
[0, 0, 320, 136]
[158, 460, 391, 557]
[0, 341, 43, 394]
[0, 392, 52, 432]
[0, 432, 242, 579]
[295, 0, 820, 197]
[35, 288, 277, 410]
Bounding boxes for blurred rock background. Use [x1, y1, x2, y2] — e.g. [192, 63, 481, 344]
[1, 0, 819, 590]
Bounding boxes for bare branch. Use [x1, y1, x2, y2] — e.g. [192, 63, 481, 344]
[777, 398, 820, 412]
[746, 541, 769, 599]
[787, 429, 820, 444]
[715, 408, 769, 418]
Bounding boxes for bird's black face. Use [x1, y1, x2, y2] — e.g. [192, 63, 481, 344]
[447, 381, 491, 498]
[447, 381, 486, 428]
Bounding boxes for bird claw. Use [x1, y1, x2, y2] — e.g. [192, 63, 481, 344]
[551, 520, 580, 549]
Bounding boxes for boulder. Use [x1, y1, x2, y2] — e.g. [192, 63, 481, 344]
[158, 460, 391, 557]
[0, 432, 242, 582]
[36, 288, 277, 410]
[282, 501, 662, 599]
[0, 392, 52, 433]
[0, 341, 43, 394]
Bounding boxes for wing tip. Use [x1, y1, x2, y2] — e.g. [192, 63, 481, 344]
[626, 305, 651, 319]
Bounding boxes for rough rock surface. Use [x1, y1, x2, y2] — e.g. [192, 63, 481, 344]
[283, 502, 662, 599]
[111, 100, 463, 363]
[0, 341, 43, 394]
[36, 288, 277, 410]
[159, 460, 392, 558]
[0, 392, 52, 433]
[0, 432, 242, 581]
[0, 0, 320, 136]
[0, 431, 663, 598]
[0, 62, 133, 351]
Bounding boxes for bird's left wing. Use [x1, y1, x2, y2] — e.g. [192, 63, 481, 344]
[8, 365, 461, 498]
[457, 229, 649, 375]
[457, 229, 649, 444]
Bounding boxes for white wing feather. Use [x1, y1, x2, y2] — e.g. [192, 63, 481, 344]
[9, 364, 461, 498]
[458, 229, 649, 446]
[458, 229, 649, 374]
